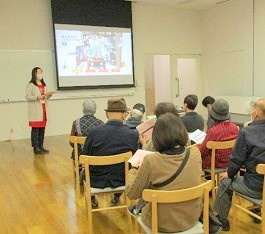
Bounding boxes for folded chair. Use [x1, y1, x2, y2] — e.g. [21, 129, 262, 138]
[135, 180, 212, 234]
[79, 151, 132, 234]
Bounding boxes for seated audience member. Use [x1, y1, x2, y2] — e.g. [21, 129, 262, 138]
[181, 94, 204, 132]
[244, 97, 259, 127]
[199, 99, 239, 169]
[126, 113, 202, 233]
[133, 103, 146, 115]
[126, 103, 145, 129]
[141, 102, 179, 151]
[69, 99, 103, 159]
[82, 97, 139, 208]
[202, 96, 215, 131]
[213, 98, 265, 231]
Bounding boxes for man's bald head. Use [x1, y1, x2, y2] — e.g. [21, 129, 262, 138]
[252, 98, 265, 120]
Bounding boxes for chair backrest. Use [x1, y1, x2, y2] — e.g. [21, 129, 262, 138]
[206, 139, 236, 169]
[256, 164, 265, 207]
[250, 164, 265, 233]
[69, 135, 86, 145]
[69, 136, 87, 165]
[79, 152, 132, 189]
[256, 164, 265, 175]
[142, 180, 212, 234]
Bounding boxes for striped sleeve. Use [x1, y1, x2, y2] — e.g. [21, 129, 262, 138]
[125, 156, 152, 200]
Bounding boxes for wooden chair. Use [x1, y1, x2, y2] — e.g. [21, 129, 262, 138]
[79, 151, 132, 234]
[232, 164, 265, 234]
[69, 136, 86, 197]
[202, 139, 236, 201]
[135, 180, 212, 234]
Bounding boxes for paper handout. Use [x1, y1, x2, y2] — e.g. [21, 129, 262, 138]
[45, 91, 59, 97]
[188, 129, 207, 144]
[136, 118, 156, 141]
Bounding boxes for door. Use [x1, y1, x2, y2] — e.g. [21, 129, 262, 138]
[171, 57, 198, 109]
[145, 54, 199, 116]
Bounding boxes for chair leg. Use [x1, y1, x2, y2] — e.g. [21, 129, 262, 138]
[212, 177, 216, 202]
[135, 216, 140, 234]
[73, 168, 81, 198]
[261, 214, 265, 234]
[87, 194, 93, 234]
[76, 179, 81, 198]
[88, 211, 93, 234]
[125, 194, 131, 224]
[232, 192, 237, 234]
[84, 186, 89, 219]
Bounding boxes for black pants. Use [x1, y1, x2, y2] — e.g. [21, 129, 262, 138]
[31, 127, 45, 148]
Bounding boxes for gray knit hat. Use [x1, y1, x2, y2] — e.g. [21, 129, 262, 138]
[208, 99, 230, 121]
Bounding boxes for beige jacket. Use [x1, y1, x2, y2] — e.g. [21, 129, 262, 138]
[126, 145, 202, 232]
[25, 83, 49, 122]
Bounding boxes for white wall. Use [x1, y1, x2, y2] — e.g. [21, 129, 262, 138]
[132, 3, 202, 113]
[201, 0, 264, 116]
[253, 0, 265, 97]
[0, 1, 201, 141]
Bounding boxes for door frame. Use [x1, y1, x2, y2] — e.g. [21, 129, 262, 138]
[144, 53, 201, 117]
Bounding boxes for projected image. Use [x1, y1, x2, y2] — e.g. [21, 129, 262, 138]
[54, 24, 134, 89]
[55, 29, 132, 76]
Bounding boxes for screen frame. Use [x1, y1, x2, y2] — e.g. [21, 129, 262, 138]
[53, 23, 135, 90]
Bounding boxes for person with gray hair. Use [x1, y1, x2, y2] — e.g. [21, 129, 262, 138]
[126, 109, 144, 129]
[70, 99, 104, 158]
[82, 99, 97, 115]
[244, 97, 260, 126]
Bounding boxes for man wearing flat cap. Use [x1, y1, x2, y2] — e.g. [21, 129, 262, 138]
[213, 98, 265, 231]
[198, 99, 239, 169]
[82, 97, 139, 208]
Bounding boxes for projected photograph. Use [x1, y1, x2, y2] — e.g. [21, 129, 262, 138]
[55, 28, 132, 76]
[54, 24, 134, 89]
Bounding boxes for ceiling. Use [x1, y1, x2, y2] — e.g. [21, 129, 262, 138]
[126, 0, 231, 10]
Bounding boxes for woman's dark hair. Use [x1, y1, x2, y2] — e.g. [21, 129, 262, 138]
[154, 102, 179, 118]
[29, 67, 46, 86]
[152, 113, 188, 152]
[202, 96, 215, 107]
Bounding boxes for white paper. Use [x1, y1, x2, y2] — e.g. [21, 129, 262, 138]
[136, 118, 156, 141]
[45, 91, 59, 97]
[188, 129, 207, 144]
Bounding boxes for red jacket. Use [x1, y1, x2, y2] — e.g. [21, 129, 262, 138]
[199, 121, 239, 169]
